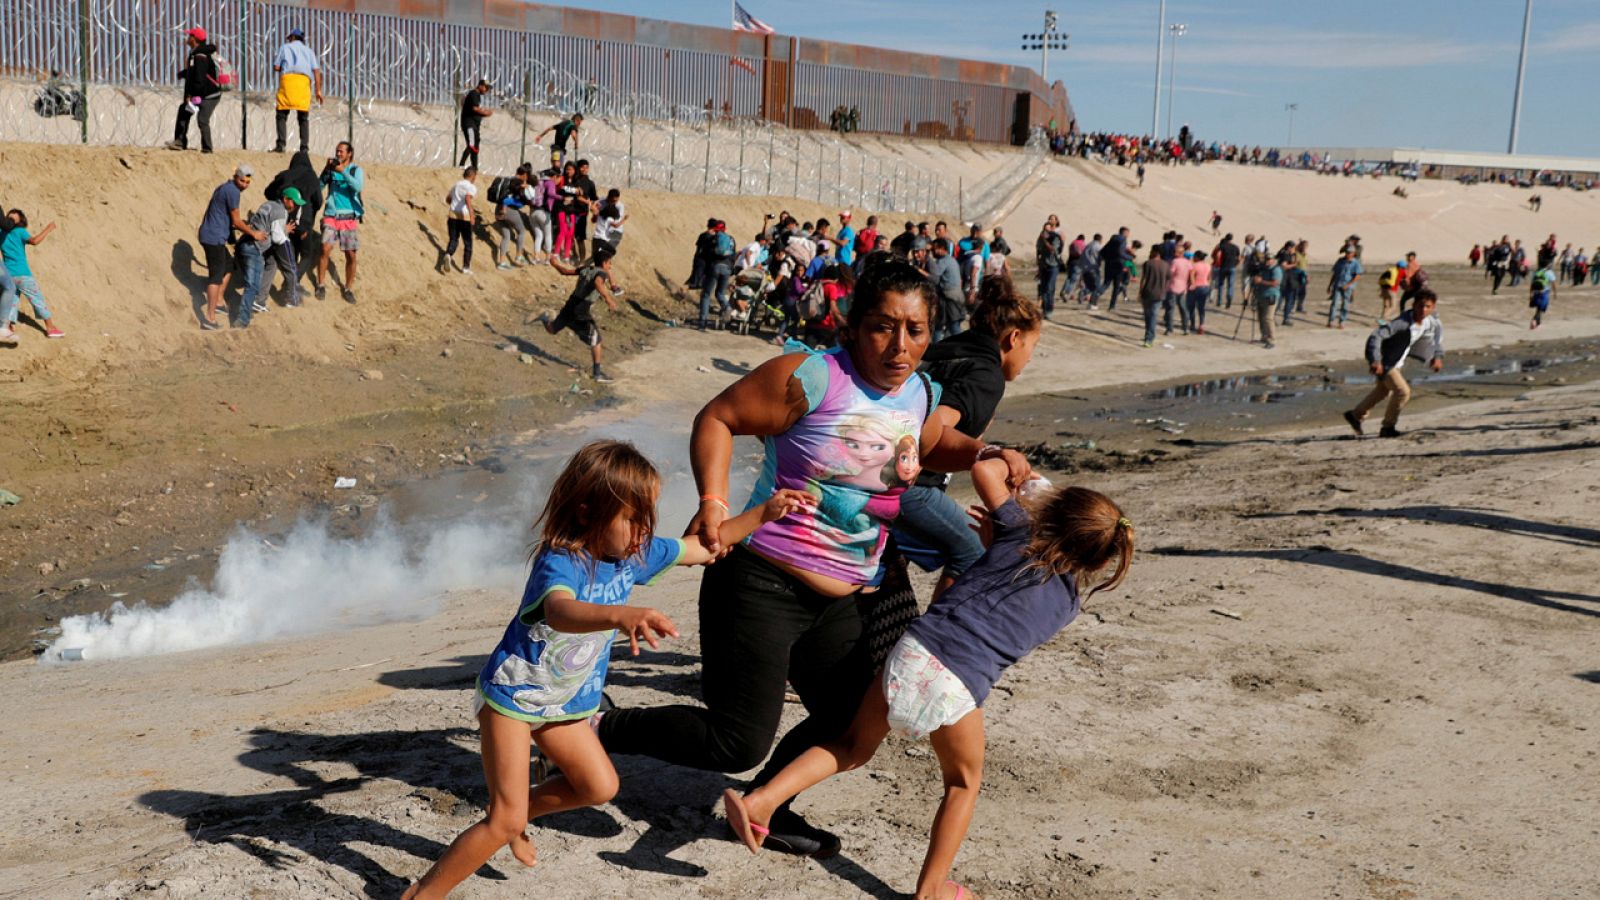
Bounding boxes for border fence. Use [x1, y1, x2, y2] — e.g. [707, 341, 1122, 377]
[1, 0, 1057, 220]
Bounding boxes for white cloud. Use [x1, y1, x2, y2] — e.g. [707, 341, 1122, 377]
[1067, 28, 1489, 69]
[1535, 22, 1600, 54]
[1178, 85, 1256, 97]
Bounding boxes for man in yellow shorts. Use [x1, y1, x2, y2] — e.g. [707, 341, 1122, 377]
[272, 27, 323, 154]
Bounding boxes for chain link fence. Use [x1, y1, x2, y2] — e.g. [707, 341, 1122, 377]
[2, 0, 1044, 221]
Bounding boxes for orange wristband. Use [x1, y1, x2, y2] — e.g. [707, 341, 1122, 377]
[700, 495, 730, 513]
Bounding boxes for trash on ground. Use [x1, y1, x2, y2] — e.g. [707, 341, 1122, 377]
[334, 476, 358, 489]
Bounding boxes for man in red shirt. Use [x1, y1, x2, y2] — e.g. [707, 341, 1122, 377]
[856, 214, 879, 262]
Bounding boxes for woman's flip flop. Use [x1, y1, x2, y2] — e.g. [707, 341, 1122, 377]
[721, 789, 769, 854]
[945, 881, 974, 900]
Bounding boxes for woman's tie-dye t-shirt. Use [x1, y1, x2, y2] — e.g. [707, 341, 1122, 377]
[744, 345, 938, 585]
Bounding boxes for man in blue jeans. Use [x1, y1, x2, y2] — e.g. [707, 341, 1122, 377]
[1326, 245, 1362, 329]
[232, 188, 301, 328]
[699, 220, 735, 328]
[1137, 244, 1168, 348]
[1212, 233, 1239, 308]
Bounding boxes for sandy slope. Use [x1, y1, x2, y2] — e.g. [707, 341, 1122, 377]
[0, 140, 864, 388]
[1000, 156, 1600, 266]
[2, 363, 1595, 899]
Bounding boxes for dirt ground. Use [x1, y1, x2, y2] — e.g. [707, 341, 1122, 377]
[2, 360, 1596, 899]
[3, 141, 1600, 898]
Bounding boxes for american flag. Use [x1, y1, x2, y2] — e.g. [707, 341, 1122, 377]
[732, 2, 775, 35]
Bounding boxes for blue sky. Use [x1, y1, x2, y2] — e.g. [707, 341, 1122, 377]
[544, 1, 1600, 157]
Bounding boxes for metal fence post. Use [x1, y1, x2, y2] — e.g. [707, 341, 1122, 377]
[792, 134, 800, 196]
[669, 109, 677, 192]
[450, 57, 461, 165]
[736, 119, 746, 195]
[703, 117, 712, 193]
[816, 141, 824, 202]
[77, 0, 89, 144]
[520, 66, 531, 165]
[239, 0, 248, 149]
[626, 99, 635, 188]
[766, 125, 775, 194]
[838, 142, 851, 204]
[345, 20, 355, 144]
[859, 153, 866, 208]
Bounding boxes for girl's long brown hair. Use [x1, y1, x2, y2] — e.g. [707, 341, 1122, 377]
[970, 273, 1043, 338]
[1022, 486, 1133, 600]
[531, 440, 660, 564]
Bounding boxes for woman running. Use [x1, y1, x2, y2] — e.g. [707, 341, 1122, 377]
[596, 261, 1031, 857]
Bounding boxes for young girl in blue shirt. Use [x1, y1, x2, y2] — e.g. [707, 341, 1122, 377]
[403, 439, 810, 899]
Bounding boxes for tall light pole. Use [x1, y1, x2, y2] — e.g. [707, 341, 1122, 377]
[1285, 102, 1298, 146]
[1020, 10, 1070, 82]
[1164, 23, 1187, 140]
[1508, 0, 1533, 153]
[1151, 0, 1166, 137]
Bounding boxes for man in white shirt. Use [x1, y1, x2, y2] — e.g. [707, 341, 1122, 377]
[443, 167, 479, 275]
[735, 233, 769, 271]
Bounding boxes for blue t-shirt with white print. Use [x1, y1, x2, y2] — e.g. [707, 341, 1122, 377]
[477, 536, 683, 722]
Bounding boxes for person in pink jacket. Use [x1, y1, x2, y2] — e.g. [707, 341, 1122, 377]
[1186, 250, 1212, 335]
[1164, 242, 1193, 335]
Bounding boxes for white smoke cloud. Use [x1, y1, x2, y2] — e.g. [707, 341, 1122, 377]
[41, 510, 528, 663]
[35, 409, 752, 664]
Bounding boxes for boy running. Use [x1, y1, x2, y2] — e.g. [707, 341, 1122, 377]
[540, 241, 619, 384]
[1529, 264, 1555, 330]
[1342, 289, 1443, 439]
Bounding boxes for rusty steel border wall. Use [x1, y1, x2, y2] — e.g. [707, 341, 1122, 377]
[1, 0, 1073, 145]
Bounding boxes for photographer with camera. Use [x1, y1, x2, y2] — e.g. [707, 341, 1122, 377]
[314, 141, 364, 304]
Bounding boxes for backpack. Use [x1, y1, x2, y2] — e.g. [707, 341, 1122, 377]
[1379, 267, 1400, 289]
[714, 231, 736, 259]
[486, 175, 516, 206]
[211, 52, 236, 92]
[799, 280, 829, 320]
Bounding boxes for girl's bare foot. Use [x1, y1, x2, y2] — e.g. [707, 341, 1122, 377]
[508, 829, 538, 867]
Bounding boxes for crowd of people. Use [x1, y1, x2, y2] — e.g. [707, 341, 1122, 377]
[683, 211, 1020, 349]
[1051, 126, 1310, 170]
[1470, 232, 1594, 330]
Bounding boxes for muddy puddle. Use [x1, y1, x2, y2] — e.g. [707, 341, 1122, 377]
[989, 336, 1600, 468]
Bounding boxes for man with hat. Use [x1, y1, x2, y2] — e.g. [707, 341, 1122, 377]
[272, 27, 323, 154]
[167, 27, 222, 153]
[197, 165, 267, 330]
[834, 210, 856, 268]
[234, 187, 302, 328]
[459, 80, 494, 167]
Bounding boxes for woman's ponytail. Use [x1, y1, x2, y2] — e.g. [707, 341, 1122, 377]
[970, 274, 1043, 338]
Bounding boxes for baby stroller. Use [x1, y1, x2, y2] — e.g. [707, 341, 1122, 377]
[725, 266, 772, 335]
[33, 72, 86, 123]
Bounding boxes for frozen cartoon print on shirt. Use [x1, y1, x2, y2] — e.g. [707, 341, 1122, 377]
[745, 346, 938, 585]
